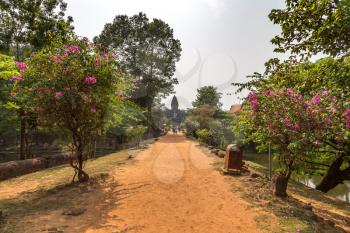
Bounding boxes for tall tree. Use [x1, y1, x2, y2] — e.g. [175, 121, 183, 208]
[0, 0, 74, 60]
[192, 86, 222, 108]
[269, 0, 350, 58]
[94, 12, 181, 135]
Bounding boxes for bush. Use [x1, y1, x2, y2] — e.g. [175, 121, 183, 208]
[183, 118, 200, 137]
[196, 128, 212, 145]
[126, 125, 146, 147]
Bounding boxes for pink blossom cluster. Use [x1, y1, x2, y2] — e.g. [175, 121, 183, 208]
[108, 52, 116, 59]
[312, 95, 321, 105]
[247, 92, 258, 111]
[12, 76, 24, 81]
[63, 44, 80, 55]
[69, 45, 80, 54]
[282, 116, 300, 132]
[344, 109, 350, 129]
[51, 56, 63, 63]
[84, 76, 97, 84]
[248, 92, 258, 101]
[263, 90, 272, 95]
[55, 92, 63, 98]
[15, 61, 28, 74]
[15, 61, 27, 69]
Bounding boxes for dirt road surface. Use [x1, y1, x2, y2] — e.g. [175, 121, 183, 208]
[85, 134, 263, 233]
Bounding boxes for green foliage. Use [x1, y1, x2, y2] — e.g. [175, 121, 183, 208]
[264, 57, 350, 99]
[187, 105, 217, 129]
[183, 118, 200, 137]
[94, 12, 182, 130]
[184, 86, 232, 148]
[192, 86, 222, 108]
[0, 54, 19, 104]
[0, 54, 19, 80]
[196, 128, 212, 145]
[126, 125, 146, 146]
[107, 100, 146, 144]
[0, 54, 19, 146]
[269, 0, 350, 58]
[0, 0, 74, 59]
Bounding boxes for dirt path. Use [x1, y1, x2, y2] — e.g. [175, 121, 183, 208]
[85, 134, 263, 233]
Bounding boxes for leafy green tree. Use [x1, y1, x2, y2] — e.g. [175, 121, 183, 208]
[0, 0, 74, 59]
[0, 54, 19, 102]
[0, 54, 19, 149]
[94, 12, 181, 134]
[107, 101, 146, 149]
[126, 125, 146, 147]
[269, 0, 350, 58]
[0, 0, 74, 160]
[184, 86, 232, 148]
[192, 86, 222, 108]
[12, 38, 130, 182]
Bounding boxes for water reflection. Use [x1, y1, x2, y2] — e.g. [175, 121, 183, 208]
[245, 153, 350, 203]
[297, 176, 350, 203]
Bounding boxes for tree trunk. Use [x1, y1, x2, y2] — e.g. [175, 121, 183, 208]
[70, 139, 89, 183]
[316, 155, 350, 192]
[274, 174, 289, 197]
[77, 147, 89, 182]
[19, 112, 26, 160]
[274, 159, 293, 197]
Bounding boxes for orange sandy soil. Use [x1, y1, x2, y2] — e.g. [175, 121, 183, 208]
[0, 134, 279, 233]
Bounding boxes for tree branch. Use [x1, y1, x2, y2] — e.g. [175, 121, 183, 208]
[297, 158, 330, 168]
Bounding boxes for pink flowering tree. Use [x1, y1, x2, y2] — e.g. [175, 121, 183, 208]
[237, 88, 344, 196]
[235, 57, 350, 194]
[13, 38, 130, 182]
[304, 92, 350, 192]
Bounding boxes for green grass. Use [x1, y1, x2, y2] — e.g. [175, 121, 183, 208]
[220, 157, 349, 232]
[195, 142, 349, 233]
[0, 146, 146, 233]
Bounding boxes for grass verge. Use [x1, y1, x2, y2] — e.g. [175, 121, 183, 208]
[0, 146, 147, 233]
[212, 156, 350, 233]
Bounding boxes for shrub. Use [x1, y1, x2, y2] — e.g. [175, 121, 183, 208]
[183, 118, 200, 137]
[126, 125, 146, 147]
[196, 128, 213, 145]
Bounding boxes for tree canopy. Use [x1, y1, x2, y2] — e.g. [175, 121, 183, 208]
[192, 86, 222, 108]
[94, 12, 181, 112]
[0, 0, 74, 59]
[269, 0, 350, 58]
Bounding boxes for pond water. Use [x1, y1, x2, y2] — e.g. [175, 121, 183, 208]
[245, 153, 350, 203]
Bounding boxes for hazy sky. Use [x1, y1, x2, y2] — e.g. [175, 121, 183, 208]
[65, 0, 285, 110]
